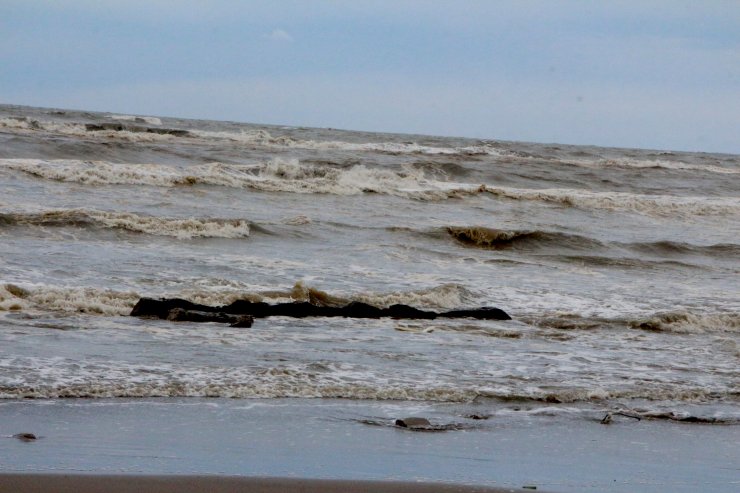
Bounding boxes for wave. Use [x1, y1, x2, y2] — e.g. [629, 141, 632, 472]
[4, 159, 737, 215]
[629, 311, 740, 334]
[0, 284, 139, 315]
[573, 157, 740, 175]
[0, 209, 251, 239]
[443, 227, 739, 262]
[191, 128, 502, 156]
[1, 158, 465, 200]
[0, 116, 501, 156]
[478, 185, 740, 216]
[107, 114, 162, 126]
[625, 240, 740, 257]
[0, 117, 183, 143]
[525, 311, 740, 334]
[0, 282, 475, 316]
[446, 226, 602, 250]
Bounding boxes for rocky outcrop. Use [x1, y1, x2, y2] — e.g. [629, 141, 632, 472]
[130, 297, 511, 323]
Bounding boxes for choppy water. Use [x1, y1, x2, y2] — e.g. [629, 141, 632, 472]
[0, 104, 738, 423]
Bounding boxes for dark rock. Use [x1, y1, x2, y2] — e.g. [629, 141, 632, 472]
[230, 315, 255, 328]
[13, 433, 37, 442]
[165, 308, 253, 327]
[385, 304, 437, 319]
[130, 297, 511, 323]
[441, 307, 512, 320]
[341, 301, 385, 318]
[394, 417, 432, 429]
[131, 298, 216, 319]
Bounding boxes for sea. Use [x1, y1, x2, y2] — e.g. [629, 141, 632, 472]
[0, 104, 738, 487]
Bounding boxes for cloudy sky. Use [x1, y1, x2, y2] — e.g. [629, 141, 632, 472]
[2, 1, 738, 153]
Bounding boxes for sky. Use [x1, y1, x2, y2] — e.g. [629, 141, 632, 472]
[1, 1, 738, 153]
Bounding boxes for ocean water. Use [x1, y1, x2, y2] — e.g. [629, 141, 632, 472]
[0, 104, 738, 425]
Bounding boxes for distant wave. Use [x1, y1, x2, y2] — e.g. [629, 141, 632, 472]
[4, 158, 738, 215]
[478, 184, 740, 216]
[107, 114, 162, 126]
[0, 209, 251, 239]
[190, 128, 503, 156]
[0, 117, 180, 143]
[0, 116, 501, 156]
[569, 157, 740, 175]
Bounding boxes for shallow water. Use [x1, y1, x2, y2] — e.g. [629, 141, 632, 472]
[0, 104, 738, 424]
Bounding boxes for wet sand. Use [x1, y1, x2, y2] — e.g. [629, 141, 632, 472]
[1, 398, 738, 492]
[0, 474, 533, 493]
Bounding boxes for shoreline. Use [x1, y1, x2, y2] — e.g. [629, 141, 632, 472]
[0, 474, 535, 493]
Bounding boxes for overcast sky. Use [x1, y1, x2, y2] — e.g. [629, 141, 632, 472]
[2, 1, 738, 153]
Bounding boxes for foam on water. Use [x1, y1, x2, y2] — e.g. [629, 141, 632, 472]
[1, 355, 735, 406]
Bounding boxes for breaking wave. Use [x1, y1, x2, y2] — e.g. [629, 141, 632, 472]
[0, 209, 251, 239]
[0, 282, 475, 316]
[1, 158, 463, 199]
[6, 158, 737, 215]
[5, 158, 737, 215]
[0, 284, 139, 315]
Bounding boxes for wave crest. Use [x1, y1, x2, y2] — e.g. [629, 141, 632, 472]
[446, 226, 601, 249]
[0, 209, 251, 239]
[480, 185, 740, 216]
